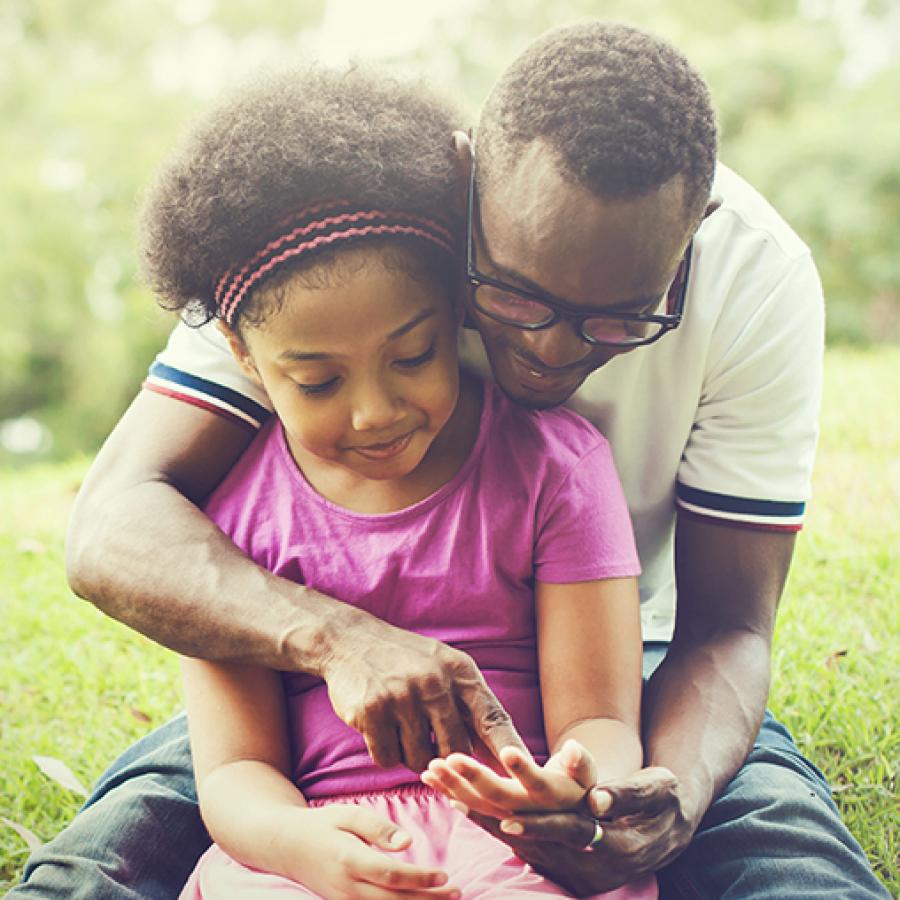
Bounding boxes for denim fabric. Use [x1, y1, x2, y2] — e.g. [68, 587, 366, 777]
[657, 711, 890, 899]
[11, 683, 890, 898]
[10, 713, 209, 900]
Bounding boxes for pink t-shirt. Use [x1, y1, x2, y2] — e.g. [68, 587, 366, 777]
[204, 379, 639, 799]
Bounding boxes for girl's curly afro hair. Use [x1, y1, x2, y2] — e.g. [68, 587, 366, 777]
[139, 64, 464, 323]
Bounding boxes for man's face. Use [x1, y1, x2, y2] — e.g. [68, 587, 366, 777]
[470, 140, 693, 409]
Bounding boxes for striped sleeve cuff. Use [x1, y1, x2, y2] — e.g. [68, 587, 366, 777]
[675, 483, 805, 532]
[144, 362, 271, 431]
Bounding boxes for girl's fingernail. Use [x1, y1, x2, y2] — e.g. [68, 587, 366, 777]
[388, 829, 408, 847]
[500, 820, 523, 835]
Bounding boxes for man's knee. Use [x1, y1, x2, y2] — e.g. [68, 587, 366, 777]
[12, 718, 207, 900]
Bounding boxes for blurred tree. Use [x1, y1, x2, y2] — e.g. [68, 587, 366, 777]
[0, 0, 327, 463]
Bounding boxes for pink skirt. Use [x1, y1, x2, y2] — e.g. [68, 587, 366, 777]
[180, 784, 657, 899]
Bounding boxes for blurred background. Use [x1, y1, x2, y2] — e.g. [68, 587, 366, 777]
[2, 0, 899, 466]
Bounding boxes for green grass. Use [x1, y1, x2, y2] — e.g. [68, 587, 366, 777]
[1, 347, 898, 894]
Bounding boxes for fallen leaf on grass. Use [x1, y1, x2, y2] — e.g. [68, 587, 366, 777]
[129, 707, 151, 724]
[32, 755, 89, 797]
[1, 817, 44, 852]
[825, 649, 848, 669]
[860, 625, 880, 654]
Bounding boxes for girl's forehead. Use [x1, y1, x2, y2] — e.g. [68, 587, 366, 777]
[247, 253, 451, 359]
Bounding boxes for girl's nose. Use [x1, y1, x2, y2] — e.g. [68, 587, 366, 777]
[350, 379, 405, 433]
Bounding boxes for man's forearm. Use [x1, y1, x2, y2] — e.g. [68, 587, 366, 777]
[66, 477, 359, 672]
[641, 627, 771, 826]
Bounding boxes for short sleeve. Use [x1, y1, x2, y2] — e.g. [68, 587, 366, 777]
[676, 252, 824, 530]
[143, 321, 273, 430]
[535, 440, 641, 583]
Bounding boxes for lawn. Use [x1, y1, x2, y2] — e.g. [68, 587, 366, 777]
[1, 347, 897, 894]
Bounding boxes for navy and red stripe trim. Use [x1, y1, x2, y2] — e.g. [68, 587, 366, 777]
[676, 484, 805, 518]
[676, 482, 805, 531]
[145, 362, 271, 430]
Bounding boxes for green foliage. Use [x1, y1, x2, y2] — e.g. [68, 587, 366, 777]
[2, 0, 898, 461]
[1, 0, 329, 462]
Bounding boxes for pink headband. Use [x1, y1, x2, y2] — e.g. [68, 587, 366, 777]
[214, 205, 456, 325]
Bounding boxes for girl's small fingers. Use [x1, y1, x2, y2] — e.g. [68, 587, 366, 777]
[427, 759, 512, 819]
[332, 804, 411, 851]
[349, 848, 454, 895]
[498, 745, 550, 794]
[445, 753, 525, 804]
[421, 770, 453, 801]
[559, 739, 597, 789]
[443, 755, 529, 811]
[351, 870, 461, 900]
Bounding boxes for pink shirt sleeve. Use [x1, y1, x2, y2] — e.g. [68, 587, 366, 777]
[534, 439, 641, 584]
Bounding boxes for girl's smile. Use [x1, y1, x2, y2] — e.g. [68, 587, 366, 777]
[349, 429, 417, 460]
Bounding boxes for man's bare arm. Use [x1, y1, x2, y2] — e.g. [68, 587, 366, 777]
[66, 390, 316, 666]
[66, 390, 526, 766]
[641, 514, 793, 826]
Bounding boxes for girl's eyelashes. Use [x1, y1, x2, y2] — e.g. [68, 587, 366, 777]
[395, 341, 437, 369]
[297, 377, 340, 396]
[295, 340, 437, 395]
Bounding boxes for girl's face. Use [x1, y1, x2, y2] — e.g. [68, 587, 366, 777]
[226, 246, 460, 488]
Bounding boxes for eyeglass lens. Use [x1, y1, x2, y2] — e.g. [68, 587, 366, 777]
[474, 285, 668, 345]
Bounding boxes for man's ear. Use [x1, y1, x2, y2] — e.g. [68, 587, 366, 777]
[450, 130, 474, 219]
[216, 320, 262, 386]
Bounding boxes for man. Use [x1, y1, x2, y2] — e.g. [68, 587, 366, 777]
[14, 21, 888, 899]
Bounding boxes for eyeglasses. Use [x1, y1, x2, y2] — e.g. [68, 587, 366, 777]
[466, 167, 691, 348]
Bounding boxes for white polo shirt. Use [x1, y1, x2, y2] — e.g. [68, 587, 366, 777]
[146, 164, 824, 641]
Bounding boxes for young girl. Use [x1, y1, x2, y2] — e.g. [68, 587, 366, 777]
[140, 64, 656, 899]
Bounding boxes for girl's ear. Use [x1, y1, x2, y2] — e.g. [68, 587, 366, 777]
[217, 320, 262, 386]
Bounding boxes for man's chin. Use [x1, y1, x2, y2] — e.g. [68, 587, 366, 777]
[494, 374, 579, 410]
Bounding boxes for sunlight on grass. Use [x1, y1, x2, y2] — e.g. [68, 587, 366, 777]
[1, 348, 897, 893]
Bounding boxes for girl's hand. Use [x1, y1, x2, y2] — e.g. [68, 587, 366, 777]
[421, 739, 598, 820]
[283, 804, 459, 899]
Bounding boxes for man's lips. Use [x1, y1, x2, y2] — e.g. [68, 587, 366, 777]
[350, 430, 415, 460]
[508, 349, 585, 389]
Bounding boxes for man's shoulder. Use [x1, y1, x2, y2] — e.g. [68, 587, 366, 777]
[703, 163, 810, 265]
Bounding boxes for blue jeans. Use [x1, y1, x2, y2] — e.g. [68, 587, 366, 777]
[12, 679, 889, 898]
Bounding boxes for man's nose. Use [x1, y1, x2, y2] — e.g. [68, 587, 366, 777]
[520, 321, 592, 369]
[350, 379, 406, 433]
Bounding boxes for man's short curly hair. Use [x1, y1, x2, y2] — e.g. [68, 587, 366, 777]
[477, 21, 718, 227]
[139, 64, 464, 324]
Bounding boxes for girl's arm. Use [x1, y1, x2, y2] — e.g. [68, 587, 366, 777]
[181, 658, 457, 898]
[422, 576, 643, 815]
[537, 575, 643, 782]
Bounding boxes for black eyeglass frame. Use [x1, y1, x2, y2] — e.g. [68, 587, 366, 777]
[466, 166, 691, 348]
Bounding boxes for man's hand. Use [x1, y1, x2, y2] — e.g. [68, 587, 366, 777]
[322, 618, 527, 773]
[468, 767, 696, 895]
